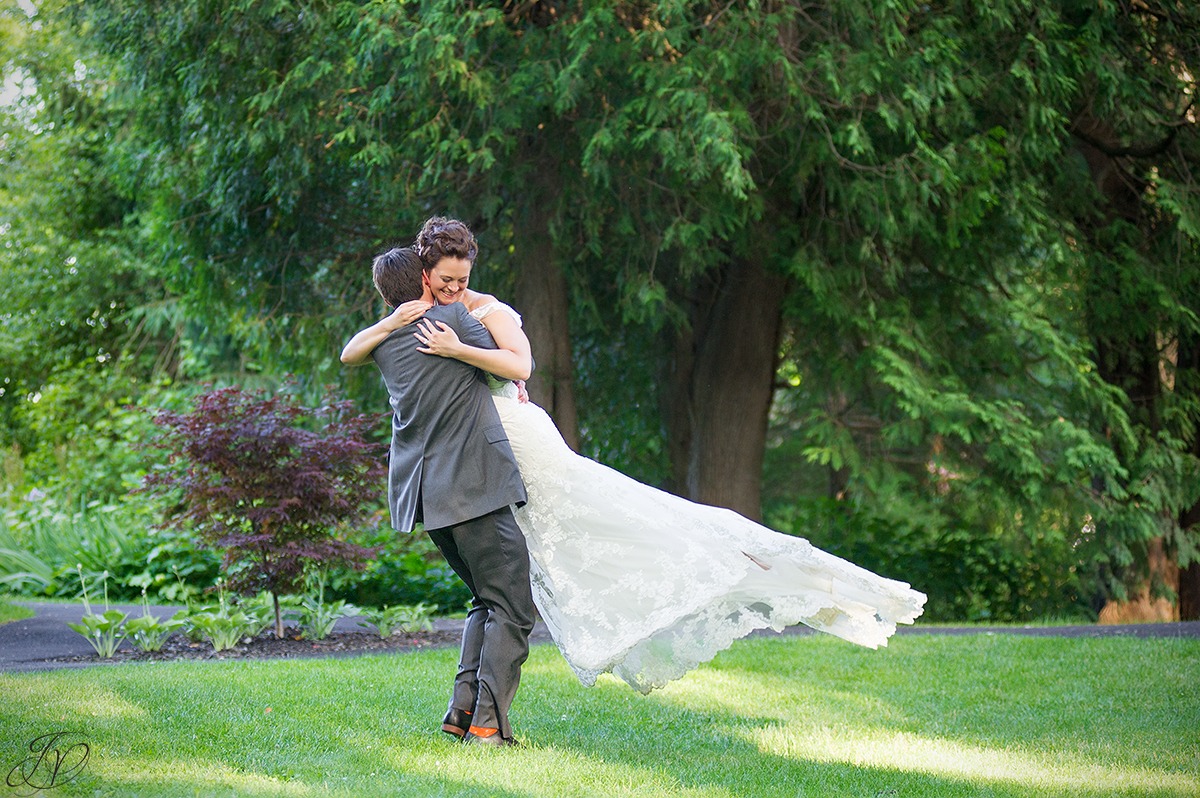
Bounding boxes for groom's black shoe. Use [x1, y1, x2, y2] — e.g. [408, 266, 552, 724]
[441, 708, 472, 739]
[463, 730, 520, 748]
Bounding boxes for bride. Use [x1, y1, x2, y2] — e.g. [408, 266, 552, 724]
[343, 217, 926, 694]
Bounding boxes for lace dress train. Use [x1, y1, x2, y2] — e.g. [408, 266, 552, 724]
[474, 304, 926, 694]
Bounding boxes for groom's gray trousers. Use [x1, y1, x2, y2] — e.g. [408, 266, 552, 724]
[427, 504, 535, 738]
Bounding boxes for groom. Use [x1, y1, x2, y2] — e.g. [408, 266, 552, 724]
[342, 243, 535, 747]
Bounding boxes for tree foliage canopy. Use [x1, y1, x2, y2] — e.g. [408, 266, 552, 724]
[3, 0, 1198, 620]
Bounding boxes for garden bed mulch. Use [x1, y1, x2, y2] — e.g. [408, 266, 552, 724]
[46, 627, 465, 666]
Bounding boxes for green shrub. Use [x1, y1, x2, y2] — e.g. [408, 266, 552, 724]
[296, 574, 358, 640]
[764, 495, 1102, 623]
[126, 592, 184, 652]
[175, 581, 264, 653]
[0, 499, 219, 602]
[65, 566, 128, 658]
[325, 526, 470, 613]
[357, 602, 437, 638]
[6, 366, 174, 509]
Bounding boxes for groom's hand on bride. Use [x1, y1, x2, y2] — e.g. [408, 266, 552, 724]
[386, 300, 432, 330]
[414, 319, 462, 357]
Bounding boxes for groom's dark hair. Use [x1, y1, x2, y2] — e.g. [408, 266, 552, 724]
[372, 246, 425, 308]
[416, 216, 477, 266]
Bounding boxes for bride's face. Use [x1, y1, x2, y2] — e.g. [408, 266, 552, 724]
[424, 257, 473, 305]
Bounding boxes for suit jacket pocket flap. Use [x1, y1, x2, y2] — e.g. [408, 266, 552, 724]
[484, 424, 509, 444]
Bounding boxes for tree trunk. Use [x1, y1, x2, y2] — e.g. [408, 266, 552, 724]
[511, 186, 580, 450]
[663, 321, 695, 498]
[1098, 537, 1179, 623]
[1180, 562, 1200, 621]
[1175, 335, 1200, 620]
[1073, 111, 1185, 618]
[664, 257, 783, 520]
[1180, 466, 1200, 619]
[273, 591, 283, 639]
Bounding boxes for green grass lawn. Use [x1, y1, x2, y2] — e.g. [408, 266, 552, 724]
[0, 596, 34, 625]
[2, 633, 1196, 797]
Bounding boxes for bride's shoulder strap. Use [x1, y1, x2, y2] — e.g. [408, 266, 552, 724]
[469, 298, 523, 328]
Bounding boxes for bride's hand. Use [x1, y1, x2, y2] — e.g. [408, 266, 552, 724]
[387, 300, 433, 330]
[516, 380, 529, 404]
[414, 319, 462, 357]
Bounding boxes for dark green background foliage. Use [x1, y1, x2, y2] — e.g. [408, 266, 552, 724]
[2, 1, 1198, 621]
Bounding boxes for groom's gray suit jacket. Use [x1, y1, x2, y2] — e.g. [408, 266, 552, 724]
[371, 302, 526, 532]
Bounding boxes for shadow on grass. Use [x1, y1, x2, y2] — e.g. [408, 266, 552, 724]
[516, 690, 1190, 797]
[612, 634, 1199, 798]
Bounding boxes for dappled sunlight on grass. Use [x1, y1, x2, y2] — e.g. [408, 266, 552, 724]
[2, 675, 148, 721]
[739, 725, 1200, 796]
[385, 743, 739, 798]
[520, 643, 582, 677]
[652, 664, 897, 723]
[87, 756, 320, 797]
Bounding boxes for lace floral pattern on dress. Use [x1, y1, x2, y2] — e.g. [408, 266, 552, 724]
[470, 301, 927, 693]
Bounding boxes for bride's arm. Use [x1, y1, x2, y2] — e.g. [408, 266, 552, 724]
[340, 300, 433, 365]
[415, 306, 532, 382]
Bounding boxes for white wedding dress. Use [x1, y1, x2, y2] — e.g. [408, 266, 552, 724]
[472, 302, 927, 694]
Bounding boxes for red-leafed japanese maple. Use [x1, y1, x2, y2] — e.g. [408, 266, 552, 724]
[141, 385, 387, 638]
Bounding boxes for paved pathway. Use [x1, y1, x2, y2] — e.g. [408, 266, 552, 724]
[0, 601, 524, 673]
[2, 602, 186, 673]
[2, 601, 1197, 673]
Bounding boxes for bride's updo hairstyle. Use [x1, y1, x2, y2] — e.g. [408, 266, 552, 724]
[415, 216, 478, 267]
[372, 246, 425, 307]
